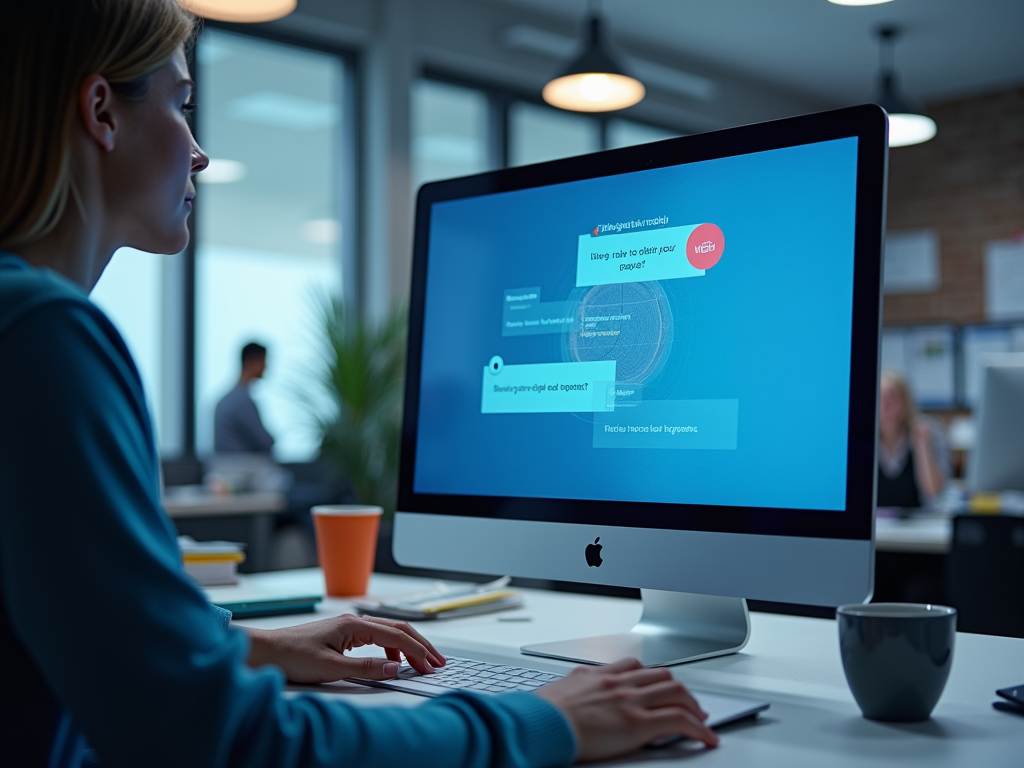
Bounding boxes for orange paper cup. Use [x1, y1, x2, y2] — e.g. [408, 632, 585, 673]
[311, 505, 383, 597]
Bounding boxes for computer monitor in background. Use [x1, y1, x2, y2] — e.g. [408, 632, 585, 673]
[968, 354, 1024, 493]
[395, 105, 888, 667]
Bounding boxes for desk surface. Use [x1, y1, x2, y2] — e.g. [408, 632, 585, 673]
[227, 570, 1021, 766]
[875, 516, 952, 554]
[162, 491, 286, 518]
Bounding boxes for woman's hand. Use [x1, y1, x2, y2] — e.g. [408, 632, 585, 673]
[536, 658, 719, 761]
[911, 420, 932, 449]
[246, 614, 446, 684]
[910, 419, 945, 499]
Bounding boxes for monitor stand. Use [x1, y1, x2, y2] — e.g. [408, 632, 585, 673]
[521, 590, 750, 667]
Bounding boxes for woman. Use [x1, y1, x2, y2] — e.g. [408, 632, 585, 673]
[0, 2, 716, 766]
[877, 371, 950, 508]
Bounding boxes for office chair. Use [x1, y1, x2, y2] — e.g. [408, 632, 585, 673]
[947, 515, 1024, 638]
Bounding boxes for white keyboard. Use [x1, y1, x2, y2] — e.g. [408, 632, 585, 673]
[350, 656, 564, 697]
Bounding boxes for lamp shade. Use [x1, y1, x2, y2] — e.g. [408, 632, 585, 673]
[182, 0, 296, 23]
[877, 71, 936, 148]
[542, 15, 645, 112]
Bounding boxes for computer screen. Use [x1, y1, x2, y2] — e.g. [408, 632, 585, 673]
[413, 137, 858, 513]
[397, 107, 885, 623]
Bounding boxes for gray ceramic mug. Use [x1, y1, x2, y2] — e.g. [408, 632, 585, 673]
[837, 603, 957, 722]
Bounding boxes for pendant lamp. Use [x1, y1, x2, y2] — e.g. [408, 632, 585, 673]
[542, 6, 644, 113]
[182, 0, 296, 23]
[875, 26, 936, 147]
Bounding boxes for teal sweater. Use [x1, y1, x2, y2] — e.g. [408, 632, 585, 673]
[0, 253, 576, 768]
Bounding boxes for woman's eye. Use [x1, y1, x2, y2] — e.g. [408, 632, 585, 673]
[182, 102, 197, 115]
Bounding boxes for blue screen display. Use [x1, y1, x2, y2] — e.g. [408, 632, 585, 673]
[413, 138, 858, 511]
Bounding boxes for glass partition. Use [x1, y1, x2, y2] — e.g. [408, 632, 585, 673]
[195, 29, 349, 461]
[411, 79, 492, 193]
[508, 102, 601, 166]
[607, 118, 681, 149]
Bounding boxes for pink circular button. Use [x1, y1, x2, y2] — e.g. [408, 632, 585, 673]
[686, 223, 725, 270]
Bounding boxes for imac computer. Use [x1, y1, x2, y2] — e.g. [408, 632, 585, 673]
[394, 105, 888, 667]
[968, 353, 1024, 493]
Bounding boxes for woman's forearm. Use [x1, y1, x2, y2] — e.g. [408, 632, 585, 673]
[912, 437, 945, 499]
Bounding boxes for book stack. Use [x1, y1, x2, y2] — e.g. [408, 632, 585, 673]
[179, 536, 246, 587]
[352, 576, 523, 620]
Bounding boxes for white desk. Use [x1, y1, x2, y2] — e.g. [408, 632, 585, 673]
[228, 570, 1022, 766]
[875, 516, 953, 554]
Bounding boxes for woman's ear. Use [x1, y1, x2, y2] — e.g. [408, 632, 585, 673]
[78, 74, 117, 152]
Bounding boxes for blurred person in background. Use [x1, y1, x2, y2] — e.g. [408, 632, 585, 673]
[877, 370, 950, 508]
[214, 341, 274, 454]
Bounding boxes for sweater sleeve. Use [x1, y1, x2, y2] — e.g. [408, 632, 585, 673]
[0, 300, 576, 768]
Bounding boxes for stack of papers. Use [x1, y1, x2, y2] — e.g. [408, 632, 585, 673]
[352, 577, 523, 620]
[179, 536, 246, 586]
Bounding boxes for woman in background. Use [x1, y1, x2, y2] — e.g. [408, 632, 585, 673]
[877, 370, 950, 508]
[0, 2, 716, 767]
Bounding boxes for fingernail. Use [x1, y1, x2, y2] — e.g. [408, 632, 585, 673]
[700, 710, 709, 720]
[383, 662, 400, 678]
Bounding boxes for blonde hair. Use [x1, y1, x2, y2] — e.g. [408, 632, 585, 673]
[0, 0, 197, 248]
[880, 369, 917, 438]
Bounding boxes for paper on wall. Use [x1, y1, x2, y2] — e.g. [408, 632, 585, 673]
[880, 325, 956, 408]
[985, 239, 1024, 320]
[884, 229, 940, 294]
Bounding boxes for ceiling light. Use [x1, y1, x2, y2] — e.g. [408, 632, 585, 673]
[504, 24, 716, 102]
[302, 219, 341, 245]
[542, 9, 644, 113]
[874, 26, 936, 147]
[829, 0, 895, 6]
[182, 0, 296, 23]
[227, 91, 339, 132]
[198, 159, 247, 184]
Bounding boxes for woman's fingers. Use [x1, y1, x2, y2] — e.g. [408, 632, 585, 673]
[331, 655, 404, 681]
[626, 679, 708, 720]
[351, 620, 438, 674]
[362, 616, 446, 667]
[641, 706, 719, 748]
[602, 657, 645, 674]
[607, 670, 706, 718]
[604, 666, 674, 689]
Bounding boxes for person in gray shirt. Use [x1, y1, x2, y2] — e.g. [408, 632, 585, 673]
[214, 342, 275, 454]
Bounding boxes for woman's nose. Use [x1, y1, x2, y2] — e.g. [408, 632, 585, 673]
[192, 142, 210, 175]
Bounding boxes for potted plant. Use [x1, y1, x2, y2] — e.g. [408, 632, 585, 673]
[306, 295, 407, 519]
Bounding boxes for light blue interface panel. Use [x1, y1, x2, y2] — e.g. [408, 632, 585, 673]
[414, 138, 858, 511]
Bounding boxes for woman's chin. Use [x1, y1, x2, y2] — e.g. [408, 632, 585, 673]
[128, 229, 190, 256]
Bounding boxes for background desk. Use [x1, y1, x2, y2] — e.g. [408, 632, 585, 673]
[164, 492, 286, 572]
[226, 569, 1022, 767]
[876, 517, 952, 554]
[873, 517, 953, 606]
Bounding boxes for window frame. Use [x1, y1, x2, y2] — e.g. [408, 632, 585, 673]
[419, 66, 687, 171]
[181, 21, 361, 459]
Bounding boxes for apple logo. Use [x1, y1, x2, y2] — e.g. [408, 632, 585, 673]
[585, 537, 603, 567]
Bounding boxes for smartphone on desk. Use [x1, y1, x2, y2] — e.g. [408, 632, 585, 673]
[996, 684, 1024, 714]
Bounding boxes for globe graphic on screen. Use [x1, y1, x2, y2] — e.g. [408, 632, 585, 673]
[564, 281, 674, 384]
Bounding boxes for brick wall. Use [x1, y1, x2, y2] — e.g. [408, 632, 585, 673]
[883, 85, 1024, 325]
